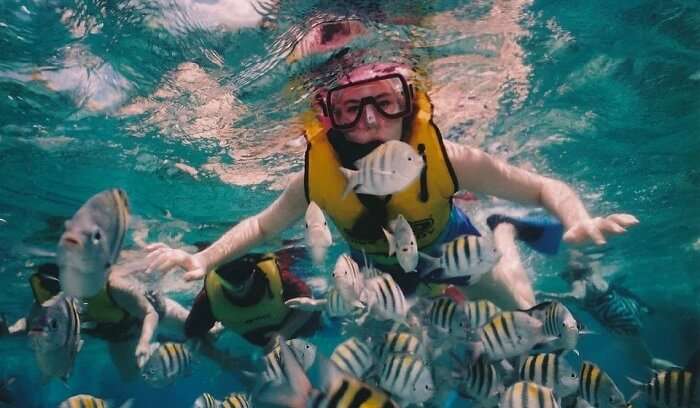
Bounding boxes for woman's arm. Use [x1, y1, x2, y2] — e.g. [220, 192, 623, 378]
[146, 172, 308, 280]
[444, 140, 637, 244]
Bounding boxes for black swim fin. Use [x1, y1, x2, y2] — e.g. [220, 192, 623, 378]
[487, 213, 564, 255]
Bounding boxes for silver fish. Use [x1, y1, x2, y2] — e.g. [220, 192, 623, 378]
[57, 189, 129, 298]
[340, 140, 424, 198]
[587, 290, 644, 336]
[378, 354, 434, 405]
[305, 201, 332, 265]
[141, 342, 192, 388]
[193, 393, 221, 408]
[222, 393, 250, 408]
[519, 353, 579, 398]
[326, 288, 364, 318]
[330, 337, 375, 379]
[524, 301, 581, 352]
[628, 370, 700, 408]
[27, 294, 82, 382]
[262, 338, 317, 384]
[501, 381, 560, 408]
[331, 254, 365, 305]
[363, 273, 408, 323]
[420, 234, 500, 284]
[59, 394, 133, 408]
[478, 311, 552, 361]
[383, 214, 418, 273]
[374, 330, 428, 362]
[579, 361, 627, 408]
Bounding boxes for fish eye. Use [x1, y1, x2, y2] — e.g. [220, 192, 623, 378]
[305, 223, 309, 228]
[402, 248, 408, 252]
[92, 230, 101, 242]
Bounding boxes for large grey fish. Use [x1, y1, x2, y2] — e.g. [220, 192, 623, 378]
[586, 289, 645, 336]
[523, 301, 582, 352]
[262, 338, 317, 384]
[426, 296, 470, 339]
[57, 189, 130, 298]
[340, 140, 424, 198]
[141, 342, 192, 388]
[361, 273, 408, 323]
[27, 294, 82, 383]
[453, 357, 502, 407]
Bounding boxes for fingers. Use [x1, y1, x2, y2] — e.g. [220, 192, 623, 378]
[597, 217, 626, 235]
[184, 269, 206, 282]
[145, 243, 170, 253]
[585, 219, 607, 245]
[606, 213, 639, 227]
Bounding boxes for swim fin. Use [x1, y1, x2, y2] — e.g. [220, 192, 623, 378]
[486, 213, 564, 255]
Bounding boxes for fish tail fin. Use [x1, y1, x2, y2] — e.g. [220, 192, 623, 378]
[626, 376, 645, 391]
[417, 252, 441, 278]
[117, 399, 135, 408]
[339, 168, 357, 199]
[383, 228, 395, 256]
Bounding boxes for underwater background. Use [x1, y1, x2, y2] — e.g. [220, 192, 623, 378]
[0, 0, 699, 406]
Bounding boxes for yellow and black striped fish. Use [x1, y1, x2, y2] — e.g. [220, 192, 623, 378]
[364, 273, 408, 322]
[193, 393, 219, 408]
[222, 393, 250, 408]
[454, 357, 502, 404]
[427, 296, 469, 337]
[465, 299, 501, 328]
[478, 311, 549, 361]
[331, 337, 375, 378]
[519, 353, 579, 397]
[501, 381, 560, 408]
[378, 354, 434, 405]
[141, 342, 192, 388]
[579, 361, 627, 408]
[374, 331, 426, 361]
[628, 369, 700, 408]
[59, 394, 132, 408]
[326, 288, 363, 317]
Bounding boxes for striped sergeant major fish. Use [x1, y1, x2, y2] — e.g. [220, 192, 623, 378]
[305, 201, 332, 265]
[426, 296, 470, 338]
[254, 336, 400, 408]
[378, 354, 434, 405]
[578, 361, 627, 408]
[361, 273, 408, 324]
[59, 394, 134, 408]
[465, 299, 501, 328]
[522, 301, 582, 352]
[628, 370, 700, 408]
[501, 381, 560, 408]
[27, 293, 83, 383]
[222, 393, 251, 408]
[382, 214, 419, 273]
[477, 311, 553, 361]
[419, 234, 500, 285]
[339, 140, 424, 199]
[518, 353, 579, 398]
[262, 338, 317, 384]
[141, 342, 192, 388]
[374, 330, 428, 362]
[57, 189, 130, 298]
[586, 289, 644, 336]
[193, 393, 220, 408]
[331, 337, 375, 379]
[452, 357, 503, 406]
[332, 254, 366, 306]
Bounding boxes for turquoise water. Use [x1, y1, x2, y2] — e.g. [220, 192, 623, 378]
[1, 0, 699, 406]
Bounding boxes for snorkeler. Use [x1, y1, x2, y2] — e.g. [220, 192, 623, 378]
[144, 63, 638, 310]
[183, 245, 321, 351]
[0, 190, 192, 380]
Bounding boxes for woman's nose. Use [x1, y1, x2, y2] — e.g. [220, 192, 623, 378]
[363, 104, 378, 127]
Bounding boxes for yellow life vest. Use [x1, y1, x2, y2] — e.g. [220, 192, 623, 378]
[205, 255, 290, 334]
[304, 90, 458, 265]
[82, 287, 129, 324]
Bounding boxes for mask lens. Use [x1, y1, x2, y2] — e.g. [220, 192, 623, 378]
[327, 74, 410, 129]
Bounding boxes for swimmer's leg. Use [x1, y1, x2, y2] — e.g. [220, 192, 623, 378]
[0, 316, 26, 336]
[108, 337, 140, 381]
[461, 223, 535, 310]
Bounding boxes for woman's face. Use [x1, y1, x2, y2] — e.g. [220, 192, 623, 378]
[332, 80, 404, 144]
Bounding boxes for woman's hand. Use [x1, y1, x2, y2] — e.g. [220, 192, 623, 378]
[563, 214, 639, 245]
[144, 243, 207, 281]
[135, 341, 153, 369]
